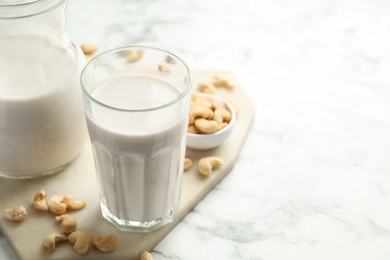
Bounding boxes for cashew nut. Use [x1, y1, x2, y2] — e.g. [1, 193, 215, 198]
[166, 55, 176, 64]
[197, 82, 216, 94]
[140, 251, 153, 260]
[55, 215, 77, 234]
[63, 195, 86, 210]
[218, 122, 228, 131]
[42, 232, 68, 252]
[194, 118, 219, 134]
[212, 74, 235, 90]
[4, 206, 27, 222]
[184, 158, 192, 171]
[213, 108, 231, 124]
[80, 43, 99, 55]
[85, 55, 92, 62]
[211, 99, 227, 110]
[92, 234, 118, 253]
[68, 231, 89, 255]
[189, 105, 213, 125]
[158, 64, 170, 73]
[48, 194, 66, 215]
[187, 93, 235, 135]
[191, 92, 197, 102]
[188, 125, 200, 134]
[33, 190, 48, 211]
[198, 157, 224, 176]
[126, 49, 143, 62]
[193, 98, 212, 109]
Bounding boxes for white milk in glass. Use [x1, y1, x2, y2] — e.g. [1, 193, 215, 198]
[0, 35, 86, 176]
[86, 75, 187, 223]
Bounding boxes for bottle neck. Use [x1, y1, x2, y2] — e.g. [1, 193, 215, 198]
[0, 0, 68, 37]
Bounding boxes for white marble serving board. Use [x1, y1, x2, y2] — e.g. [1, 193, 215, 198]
[0, 70, 255, 260]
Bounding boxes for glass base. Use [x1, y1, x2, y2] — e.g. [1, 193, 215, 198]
[0, 155, 78, 180]
[100, 202, 174, 232]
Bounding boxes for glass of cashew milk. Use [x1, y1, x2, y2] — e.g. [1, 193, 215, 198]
[81, 46, 192, 232]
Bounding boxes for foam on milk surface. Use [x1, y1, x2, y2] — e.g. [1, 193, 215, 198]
[0, 35, 87, 176]
[87, 75, 187, 222]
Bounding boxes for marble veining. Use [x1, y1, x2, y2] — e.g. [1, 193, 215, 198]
[2, 0, 390, 259]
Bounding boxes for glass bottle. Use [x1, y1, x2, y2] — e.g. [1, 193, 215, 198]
[0, 0, 87, 179]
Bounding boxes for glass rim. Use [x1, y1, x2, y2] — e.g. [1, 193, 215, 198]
[80, 45, 193, 113]
[0, 0, 65, 19]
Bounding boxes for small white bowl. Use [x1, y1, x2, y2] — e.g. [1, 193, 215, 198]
[186, 94, 236, 150]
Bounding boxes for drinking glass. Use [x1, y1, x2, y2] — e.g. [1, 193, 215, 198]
[81, 46, 192, 232]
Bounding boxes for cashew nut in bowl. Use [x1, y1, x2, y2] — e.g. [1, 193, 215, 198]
[62, 195, 86, 210]
[194, 118, 219, 134]
[92, 234, 118, 252]
[186, 93, 236, 150]
[211, 99, 227, 110]
[188, 125, 200, 134]
[33, 190, 48, 211]
[213, 108, 231, 124]
[42, 232, 68, 251]
[189, 105, 214, 125]
[4, 206, 28, 222]
[48, 194, 66, 215]
[193, 98, 212, 109]
[68, 231, 89, 254]
[55, 214, 77, 234]
[198, 157, 224, 176]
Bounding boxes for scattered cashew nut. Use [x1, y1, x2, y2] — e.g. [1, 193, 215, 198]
[198, 82, 216, 94]
[80, 43, 99, 55]
[33, 190, 48, 211]
[140, 251, 154, 260]
[48, 194, 66, 215]
[212, 74, 235, 90]
[4, 206, 27, 222]
[92, 234, 118, 253]
[55, 215, 77, 234]
[126, 49, 144, 62]
[184, 158, 192, 171]
[158, 64, 170, 73]
[68, 231, 90, 255]
[166, 55, 176, 64]
[63, 195, 86, 210]
[198, 157, 224, 176]
[42, 232, 68, 252]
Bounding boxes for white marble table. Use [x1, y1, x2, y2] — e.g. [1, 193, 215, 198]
[2, 0, 390, 259]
